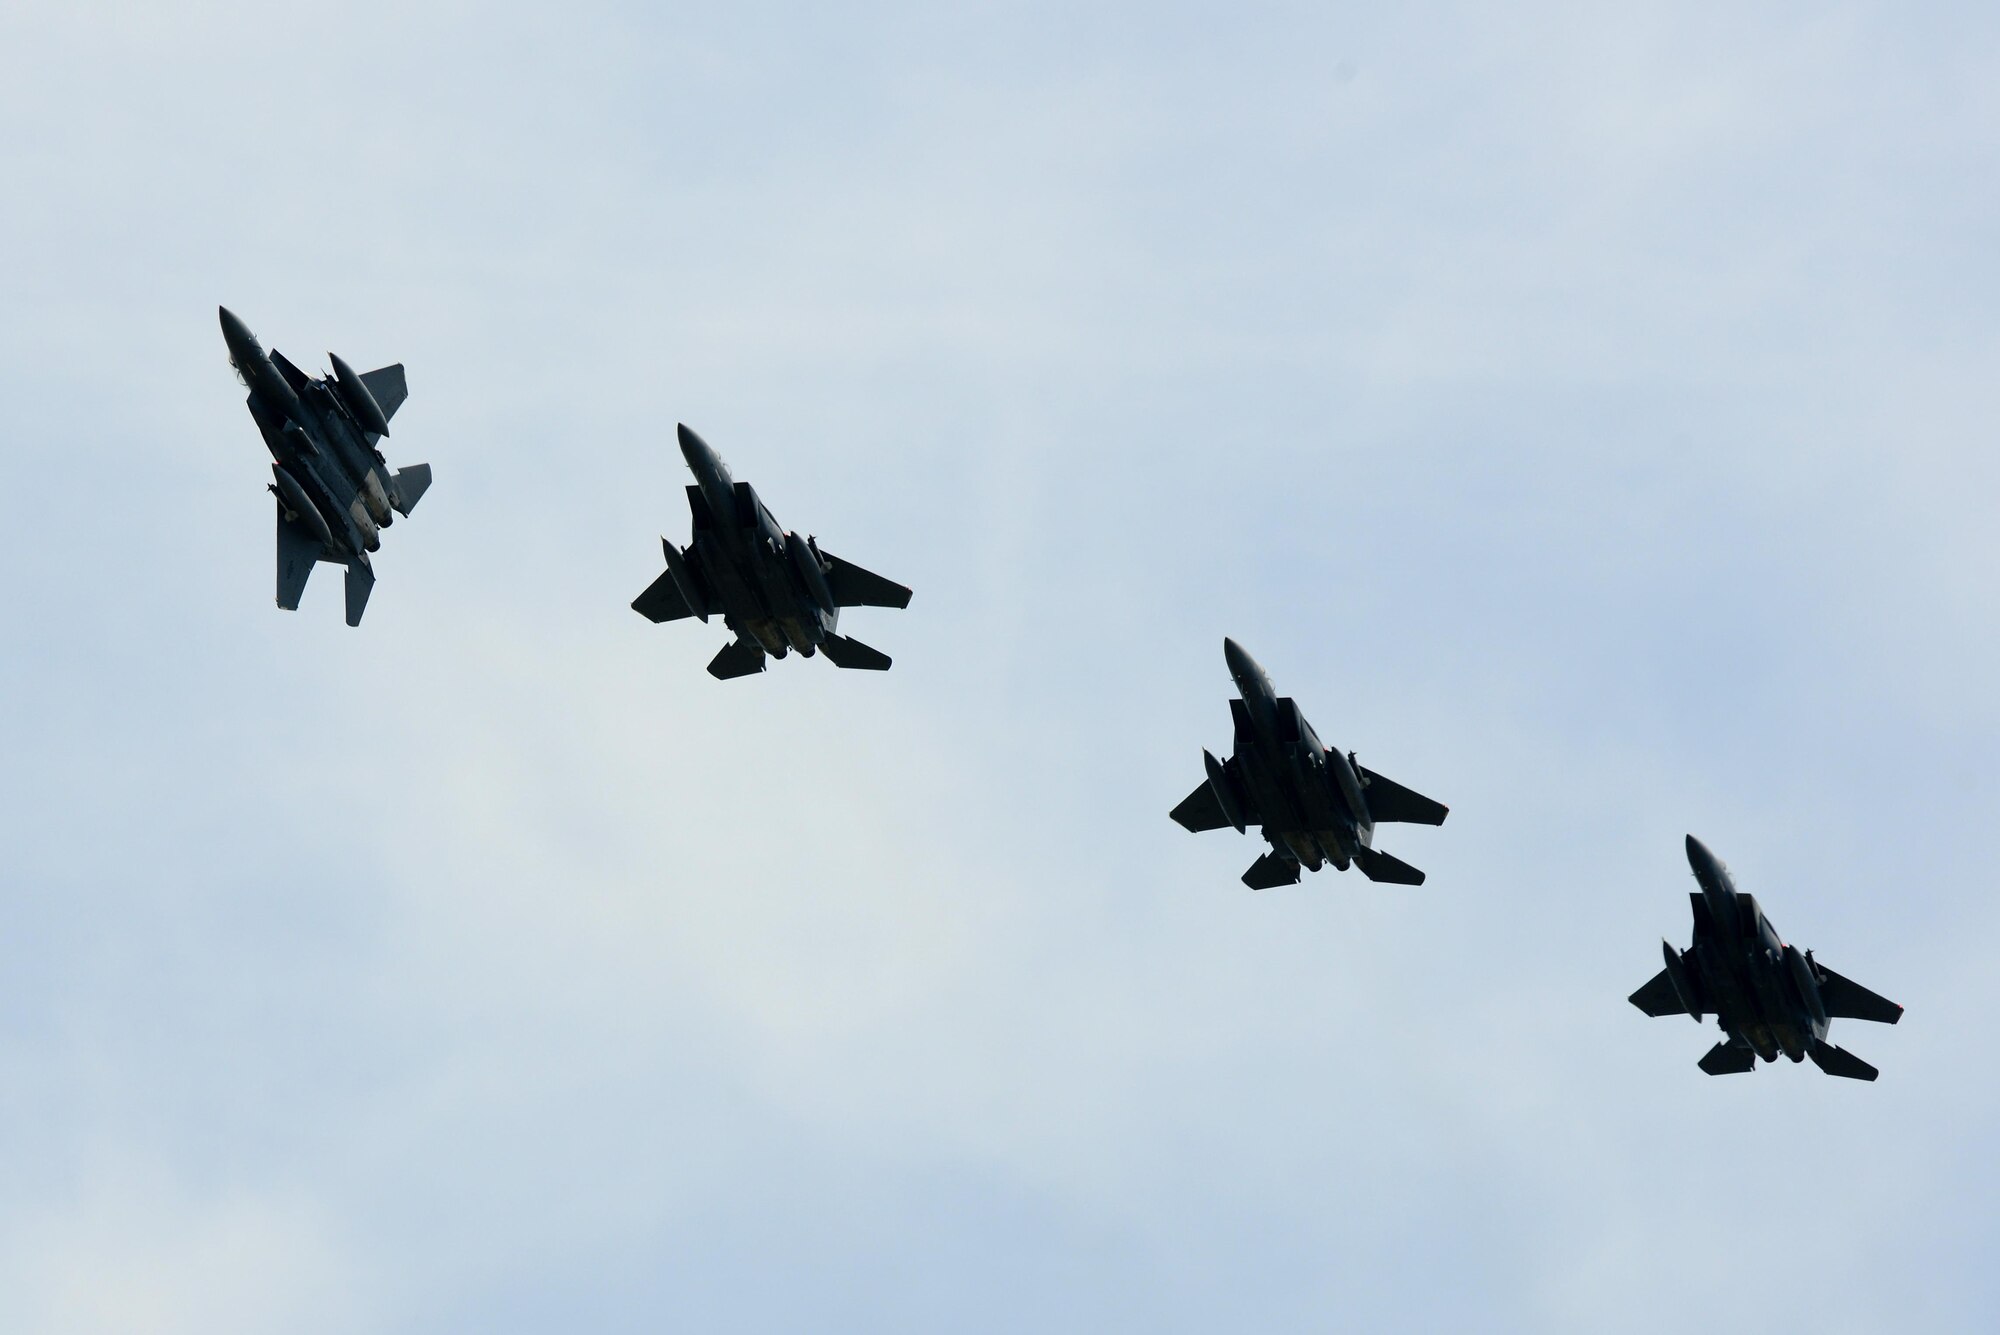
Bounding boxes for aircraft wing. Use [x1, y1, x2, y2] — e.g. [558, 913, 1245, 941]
[1816, 965, 1903, 1024]
[1357, 765, 1448, 826]
[820, 551, 912, 609]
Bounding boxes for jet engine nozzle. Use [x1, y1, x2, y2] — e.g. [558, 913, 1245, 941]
[361, 472, 395, 526]
[328, 352, 392, 437]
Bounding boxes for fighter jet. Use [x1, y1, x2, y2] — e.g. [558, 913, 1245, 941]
[1170, 639, 1448, 889]
[1630, 836, 1903, 1079]
[220, 307, 431, 625]
[631, 424, 912, 679]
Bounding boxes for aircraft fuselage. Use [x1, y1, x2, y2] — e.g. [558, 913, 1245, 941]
[1222, 638, 1371, 873]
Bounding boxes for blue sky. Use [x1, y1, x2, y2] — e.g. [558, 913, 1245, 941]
[3, 3, 1997, 1330]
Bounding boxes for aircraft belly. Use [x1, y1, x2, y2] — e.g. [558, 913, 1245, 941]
[703, 546, 768, 628]
[748, 560, 820, 654]
[1746, 956, 1804, 1058]
[289, 461, 356, 558]
[1237, 750, 1303, 837]
[1296, 770, 1345, 831]
[1695, 945, 1759, 1046]
[1279, 831, 1319, 868]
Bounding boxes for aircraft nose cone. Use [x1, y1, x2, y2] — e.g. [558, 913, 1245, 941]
[1685, 834, 1720, 875]
[218, 305, 253, 348]
[678, 422, 719, 467]
[1223, 637, 1255, 677]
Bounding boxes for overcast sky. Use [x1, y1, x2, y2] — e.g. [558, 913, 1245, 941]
[3, 2, 1998, 1331]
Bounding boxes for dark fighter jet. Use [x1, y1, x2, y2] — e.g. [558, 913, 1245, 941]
[220, 307, 432, 625]
[1170, 639, 1448, 889]
[631, 424, 912, 679]
[1630, 836, 1903, 1080]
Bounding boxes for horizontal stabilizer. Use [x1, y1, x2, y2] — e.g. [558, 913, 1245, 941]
[275, 510, 324, 610]
[360, 364, 407, 422]
[1697, 1041, 1757, 1076]
[632, 569, 699, 623]
[343, 559, 374, 627]
[1354, 845, 1425, 886]
[391, 463, 431, 516]
[821, 551, 912, 609]
[1242, 852, 1301, 890]
[1171, 781, 1232, 833]
[819, 633, 892, 671]
[1357, 766, 1448, 826]
[707, 638, 767, 680]
[1629, 968, 1688, 1018]
[1816, 965, 1903, 1025]
[1807, 1038, 1879, 1081]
